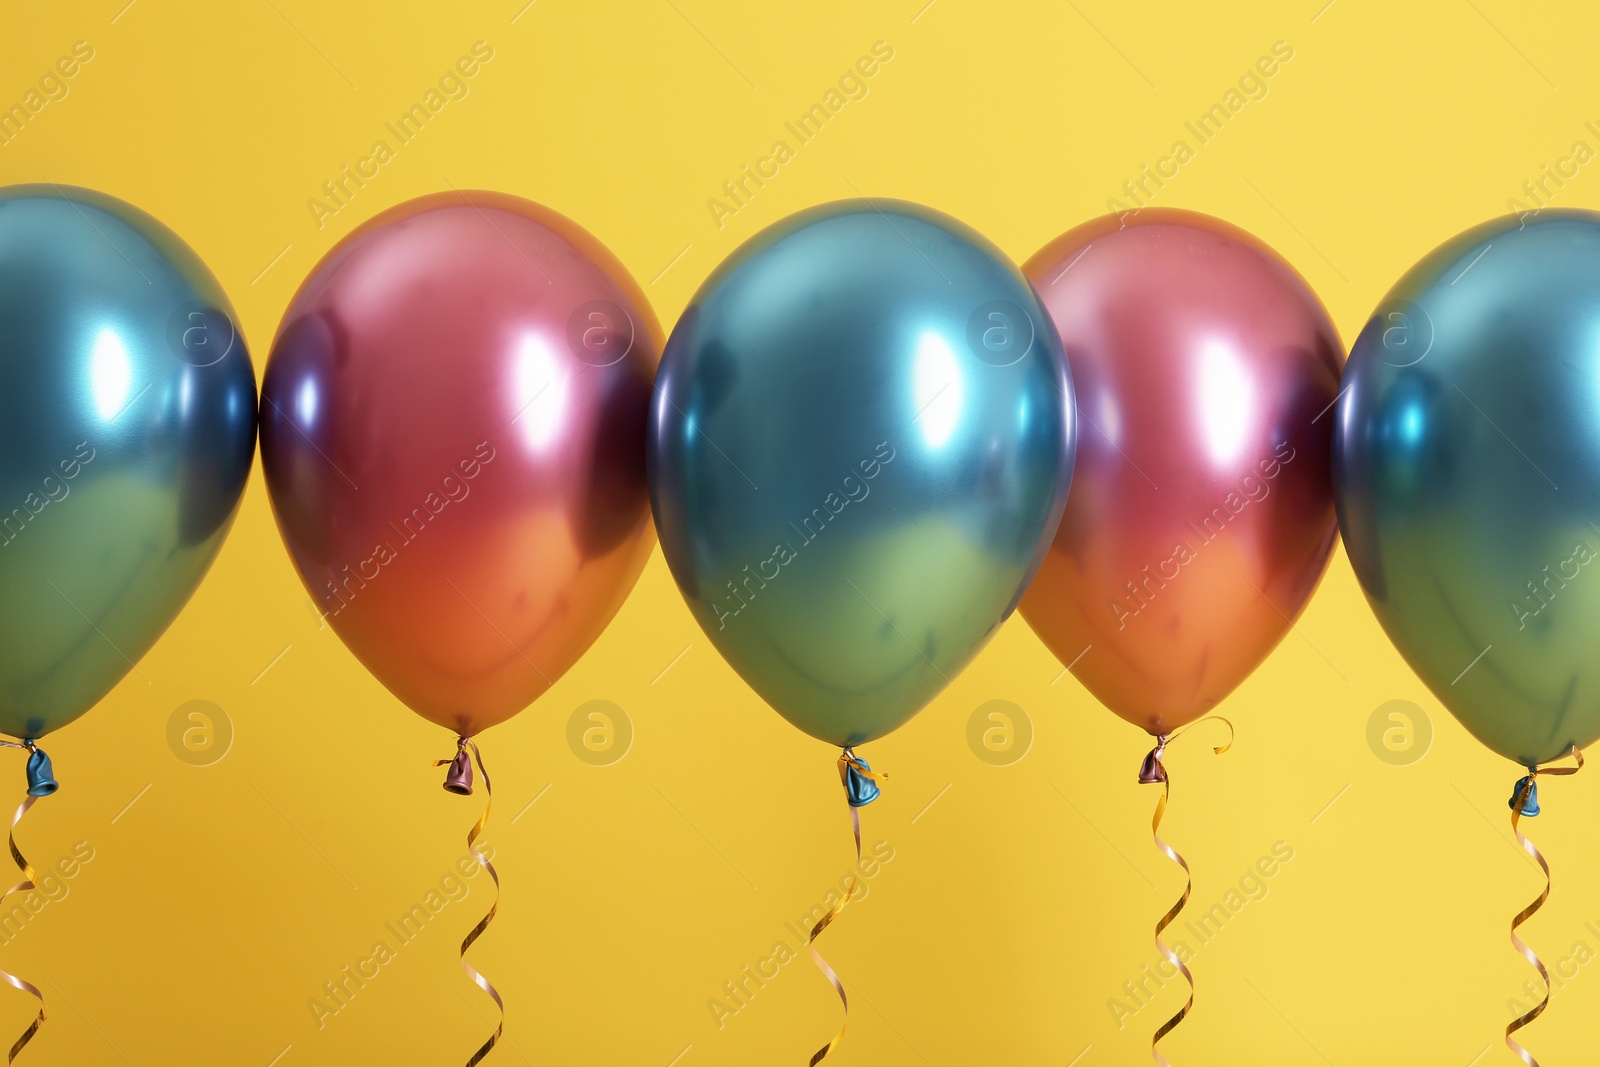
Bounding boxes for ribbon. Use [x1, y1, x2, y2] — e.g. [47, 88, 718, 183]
[1138, 718, 1232, 1067]
[1506, 746, 1583, 1067]
[806, 748, 885, 1066]
[435, 738, 503, 1067]
[0, 740, 53, 1063]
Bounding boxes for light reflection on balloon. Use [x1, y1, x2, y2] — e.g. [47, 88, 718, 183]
[0, 183, 257, 741]
[261, 191, 660, 739]
[1197, 339, 1254, 468]
[1021, 208, 1342, 737]
[1336, 209, 1600, 767]
[89, 328, 132, 420]
[649, 199, 1074, 747]
[510, 334, 570, 453]
[913, 332, 964, 449]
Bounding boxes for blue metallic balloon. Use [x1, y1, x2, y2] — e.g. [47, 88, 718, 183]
[1335, 210, 1600, 767]
[0, 185, 256, 741]
[649, 200, 1074, 747]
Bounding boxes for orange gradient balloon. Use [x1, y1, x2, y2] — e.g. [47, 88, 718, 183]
[1021, 209, 1342, 737]
[260, 192, 660, 738]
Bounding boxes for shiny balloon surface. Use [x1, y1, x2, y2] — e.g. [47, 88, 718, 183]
[261, 192, 659, 738]
[0, 185, 256, 740]
[1022, 209, 1343, 736]
[1336, 210, 1600, 767]
[649, 200, 1074, 748]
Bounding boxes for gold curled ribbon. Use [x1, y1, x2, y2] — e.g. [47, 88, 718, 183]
[435, 739, 503, 1067]
[806, 750, 886, 1066]
[0, 794, 42, 1063]
[1145, 717, 1232, 1067]
[1507, 746, 1583, 1067]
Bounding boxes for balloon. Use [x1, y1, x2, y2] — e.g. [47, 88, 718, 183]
[649, 199, 1074, 748]
[1021, 209, 1342, 737]
[261, 192, 660, 738]
[0, 185, 256, 741]
[1335, 210, 1600, 768]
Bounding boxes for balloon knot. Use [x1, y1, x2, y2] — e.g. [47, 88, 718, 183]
[1509, 774, 1540, 817]
[23, 743, 56, 798]
[839, 748, 882, 808]
[1138, 737, 1169, 785]
[441, 737, 474, 795]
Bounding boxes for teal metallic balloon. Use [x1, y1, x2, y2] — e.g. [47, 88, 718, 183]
[649, 200, 1074, 747]
[1335, 209, 1600, 768]
[0, 186, 256, 741]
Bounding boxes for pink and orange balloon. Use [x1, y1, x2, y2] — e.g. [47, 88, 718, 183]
[1021, 209, 1342, 737]
[260, 191, 660, 739]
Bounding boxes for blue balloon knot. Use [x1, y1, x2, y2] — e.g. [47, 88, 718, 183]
[1509, 774, 1539, 817]
[844, 756, 880, 808]
[24, 745, 57, 797]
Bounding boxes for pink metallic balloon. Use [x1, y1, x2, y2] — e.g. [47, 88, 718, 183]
[261, 192, 660, 738]
[1021, 209, 1342, 737]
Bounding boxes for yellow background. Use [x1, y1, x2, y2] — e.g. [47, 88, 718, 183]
[1, 0, 1595, 1063]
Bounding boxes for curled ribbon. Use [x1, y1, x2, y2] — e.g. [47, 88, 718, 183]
[435, 738, 503, 1067]
[806, 748, 885, 1066]
[0, 740, 52, 1063]
[0, 797, 43, 1064]
[1506, 745, 1583, 1067]
[1139, 718, 1232, 1067]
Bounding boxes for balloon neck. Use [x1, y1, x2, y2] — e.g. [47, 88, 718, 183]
[840, 748, 881, 808]
[1510, 773, 1540, 817]
[1138, 737, 1169, 785]
[23, 743, 56, 797]
[442, 739, 474, 795]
